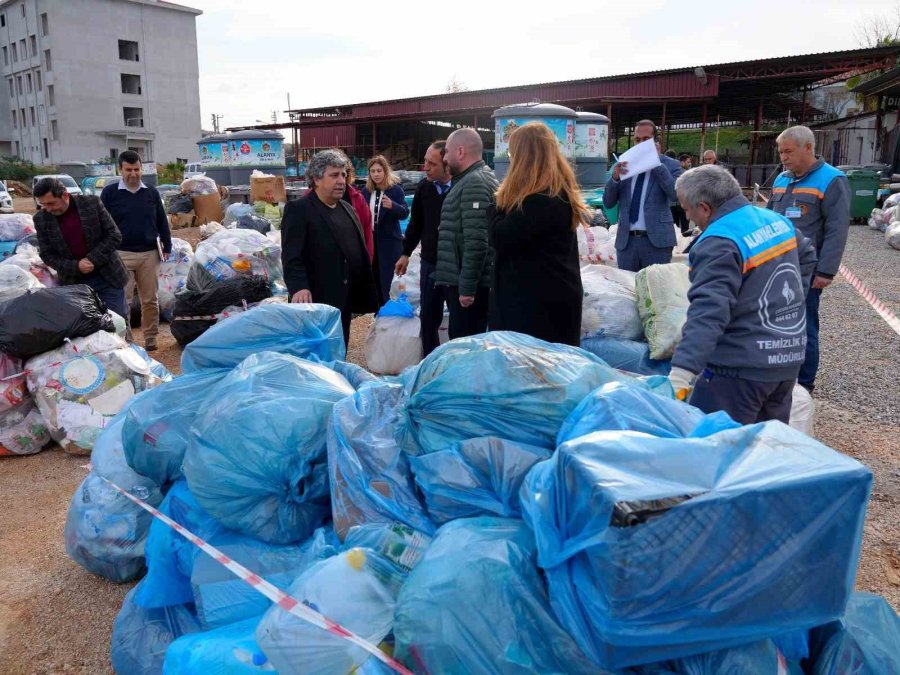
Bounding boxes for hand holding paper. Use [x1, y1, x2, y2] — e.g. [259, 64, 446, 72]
[615, 139, 661, 179]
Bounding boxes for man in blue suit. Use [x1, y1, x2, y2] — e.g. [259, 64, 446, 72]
[604, 120, 684, 272]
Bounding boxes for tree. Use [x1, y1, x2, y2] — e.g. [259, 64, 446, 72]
[854, 3, 900, 47]
[445, 75, 469, 94]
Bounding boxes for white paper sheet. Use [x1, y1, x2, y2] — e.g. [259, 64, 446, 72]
[616, 139, 661, 178]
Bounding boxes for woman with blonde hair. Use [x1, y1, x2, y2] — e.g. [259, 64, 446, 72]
[362, 155, 409, 303]
[489, 122, 589, 346]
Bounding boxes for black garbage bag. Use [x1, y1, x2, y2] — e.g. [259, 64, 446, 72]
[170, 275, 272, 348]
[167, 193, 194, 215]
[236, 214, 271, 234]
[0, 284, 114, 359]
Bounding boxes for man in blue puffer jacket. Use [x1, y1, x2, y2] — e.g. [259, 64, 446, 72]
[669, 165, 817, 424]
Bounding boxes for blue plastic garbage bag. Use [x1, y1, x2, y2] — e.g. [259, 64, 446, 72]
[184, 352, 354, 543]
[112, 582, 202, 675]
[632, 639, 800, 674]
[520, 422, 873, 669]
[256, 547, 404, 675]
[327, 382, 433, 540]
[130, 343, 174, 382]
[811, 592, 900, 674]
[343, 522, 432, 574]
[377, 295, 415, 318]
[772, 629, 809, 661]
[580, 336, 672, 376]
[180, 303, 345, 373]
[397, 331, 671, 455]
[123, 370, 229, 487]
[322, 359, 380, 390]
[393, 517, 600, 674]
[557, 382, 739, 446]
[409, 437, 550, 524]
[64, 413, 164, 582]
[163, 616, 273, 675]
[138, 481, 339, 616]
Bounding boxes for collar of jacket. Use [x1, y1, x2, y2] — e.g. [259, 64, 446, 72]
[786, 157, 825, 182]
[708, 194, 751, 226]
[451, 159, 486, 182]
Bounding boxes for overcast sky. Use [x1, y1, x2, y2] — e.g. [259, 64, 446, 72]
[185, 0, 900, 130]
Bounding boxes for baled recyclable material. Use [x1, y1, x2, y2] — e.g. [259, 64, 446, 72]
[636, 262, 691, 359]
[186, 228, 284, 294]
[580, 335, 671, 376]
[580, 264, 643, 340]
[364, 315, 422, 375]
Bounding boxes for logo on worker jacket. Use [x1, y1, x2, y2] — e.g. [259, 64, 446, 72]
[758, 262, 806, 335]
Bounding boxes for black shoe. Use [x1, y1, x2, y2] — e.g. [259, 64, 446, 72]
[144, 343, 158, 352]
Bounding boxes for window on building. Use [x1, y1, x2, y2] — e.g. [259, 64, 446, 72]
[42, 138, 48, 159]
[20, 4, 25, 18]
[11, 43, 17, 63]
[11, 111, 16, 129]
[43, 49, 51, 71]
[40, 13, 48, 36]
[14, 141, 19, 156]
[118, 40, 139, 62]
[2, 47, 7, 67]
[19, 40, 26, 60]
[26, 73, 31, 93]
[1, 14, 5, 28]
[38, 104, 44, 123]
[30, 106, 35, 126]
[51, 119, 58, 141]
[47, 84, 54, 106]
[109, 147, 118, 159]
[19, 109, 25, 127]
[29, 35, 36, 58]
[120, 73, 141, 95]
[7, 79, 12, 98]
[16, 76, 21, 95]
[123, 106, 143, 127]
[35, 70, 41, 91]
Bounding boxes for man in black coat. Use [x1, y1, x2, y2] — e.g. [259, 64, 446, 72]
[281, 149, 379, 345]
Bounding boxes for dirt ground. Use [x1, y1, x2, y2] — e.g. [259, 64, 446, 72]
[0, 224, 897, 674]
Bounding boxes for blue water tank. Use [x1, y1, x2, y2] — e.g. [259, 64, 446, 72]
[196, 134, 232, 185]
[574, 112, 610, 187]
[226, 130, 286, 185]
[492, 102, 577, 180]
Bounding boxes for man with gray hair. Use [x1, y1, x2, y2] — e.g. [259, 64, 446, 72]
[669, 164, 816, 424]
[701, 149, 720, 166]
[281, 149, 378, 345]
[435, 128, 499, 338]
[767, 125, 850, 393]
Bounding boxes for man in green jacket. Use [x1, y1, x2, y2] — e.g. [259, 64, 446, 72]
[435, 128, 499, 339]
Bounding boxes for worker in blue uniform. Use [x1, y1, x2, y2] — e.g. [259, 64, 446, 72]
[669, 165, 817, 424]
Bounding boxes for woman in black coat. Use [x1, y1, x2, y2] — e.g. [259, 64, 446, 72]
[361, 155, 409, 304]
[489, 123, 589, 347]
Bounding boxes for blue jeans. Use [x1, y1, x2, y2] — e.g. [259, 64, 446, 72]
[82, 273, 127, 319]
[798, 287, 822, 389]
[617, 233, 673, 272]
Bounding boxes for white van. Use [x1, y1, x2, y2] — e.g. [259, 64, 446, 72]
[183, 162, 204, 181]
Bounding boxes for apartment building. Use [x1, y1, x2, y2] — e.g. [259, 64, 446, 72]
[0, 0, 202, 165]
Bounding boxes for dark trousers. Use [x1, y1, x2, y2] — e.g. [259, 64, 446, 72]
[419, 259, 445, 356]
[671, 205, 690, 235]
[617, 233, 673, 273]
[798, 287, 821, 389]
[82, 274, 127, 319]
[340, 306, 352, 348]
[689, 372, 794, 425]
[446, 285, 489, 340]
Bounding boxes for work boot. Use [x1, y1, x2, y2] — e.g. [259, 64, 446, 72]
[144, 339, 158, 352]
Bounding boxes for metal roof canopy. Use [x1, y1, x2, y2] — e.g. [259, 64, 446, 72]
[851, 66, 900, 96]
[241, 47, 900, 132]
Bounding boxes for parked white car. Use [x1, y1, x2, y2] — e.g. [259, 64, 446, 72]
[183, 162, 204, 181]
[0, 180, 14, 213]
[33, 174, 83, 208]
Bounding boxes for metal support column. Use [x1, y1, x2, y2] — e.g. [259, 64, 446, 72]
[607, 103, 613, 158]
[800, 87, 807, 125]
[700, 102, 708, 155]
[749, 100, 764, 179]
[875, 94, 884, 161]
[660, 102, 667, 148]
[372, 123, 377, 157]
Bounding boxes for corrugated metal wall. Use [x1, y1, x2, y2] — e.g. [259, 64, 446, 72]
[299, 124, 356, 149]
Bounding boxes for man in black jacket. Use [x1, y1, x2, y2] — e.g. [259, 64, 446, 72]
[281, 149, 379, 346]
[395, 141, 451, 356]
[34, 177, 129, 317]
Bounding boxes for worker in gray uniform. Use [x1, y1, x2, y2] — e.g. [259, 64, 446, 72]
[669, 165, 817, 424]
[767, 125, 850, 393]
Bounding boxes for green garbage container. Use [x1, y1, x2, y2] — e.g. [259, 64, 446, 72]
[845, 169, 879, 220]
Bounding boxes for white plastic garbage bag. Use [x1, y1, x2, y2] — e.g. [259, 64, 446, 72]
[180, 174, 218, 195]
[1, 244, 58, 287]
[580, 264, 643, 340]
[577, 226, 617, 264]
[0, 351, 50, 457]
[636, 262, 691, 359]
[0, 264, 42, 302]
[886, 222, 900, 250]
[188, 228, 284, 294]
[0, 213, 35, 241]
[390, 248, 421, 310]
[158, 237, 193, 321]
[25, 331, 163, 455]
[364, 316, 423, 375]
[789, 384, 815, 436]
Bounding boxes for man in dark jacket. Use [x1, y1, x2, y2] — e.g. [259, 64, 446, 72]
[281, 149, 379, 346]
[100, 150, 171, 351]
[435, 128, 499, 339]
[34, 177, 129, 317]
[669, 165, 817, 424]
[604, 120, 683, 272]
[396, 140, 451, 355]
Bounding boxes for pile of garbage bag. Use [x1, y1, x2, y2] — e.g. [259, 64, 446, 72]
[185, 228, 284, 295]
[222, 203, 253, 228]
[253, 201, 281, 230]
[0, 263, 42, 302]
[636, 262, 691, 359]
[158, 237, 193, 322]
[0, 352, 50, 456]
[1, 241, 58, 287]
[170, 275, 272, 347]
[580, 264, 643, 340]
[886, 221, 900, 250]
[580, 335, 671, 376]
[180, 175, 218, 196]
[0, 212, 36, 244]
[49, 311, 894, 674]
[577, 224, 617, 263]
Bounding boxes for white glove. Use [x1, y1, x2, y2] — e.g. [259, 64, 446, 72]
[669, 367, 697, 402]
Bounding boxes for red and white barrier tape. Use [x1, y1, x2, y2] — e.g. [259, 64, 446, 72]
[98, 476, 413, 675]
[839, 264, 900, 337]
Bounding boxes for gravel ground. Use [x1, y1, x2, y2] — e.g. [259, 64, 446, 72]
[0, 226, 896, 674]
